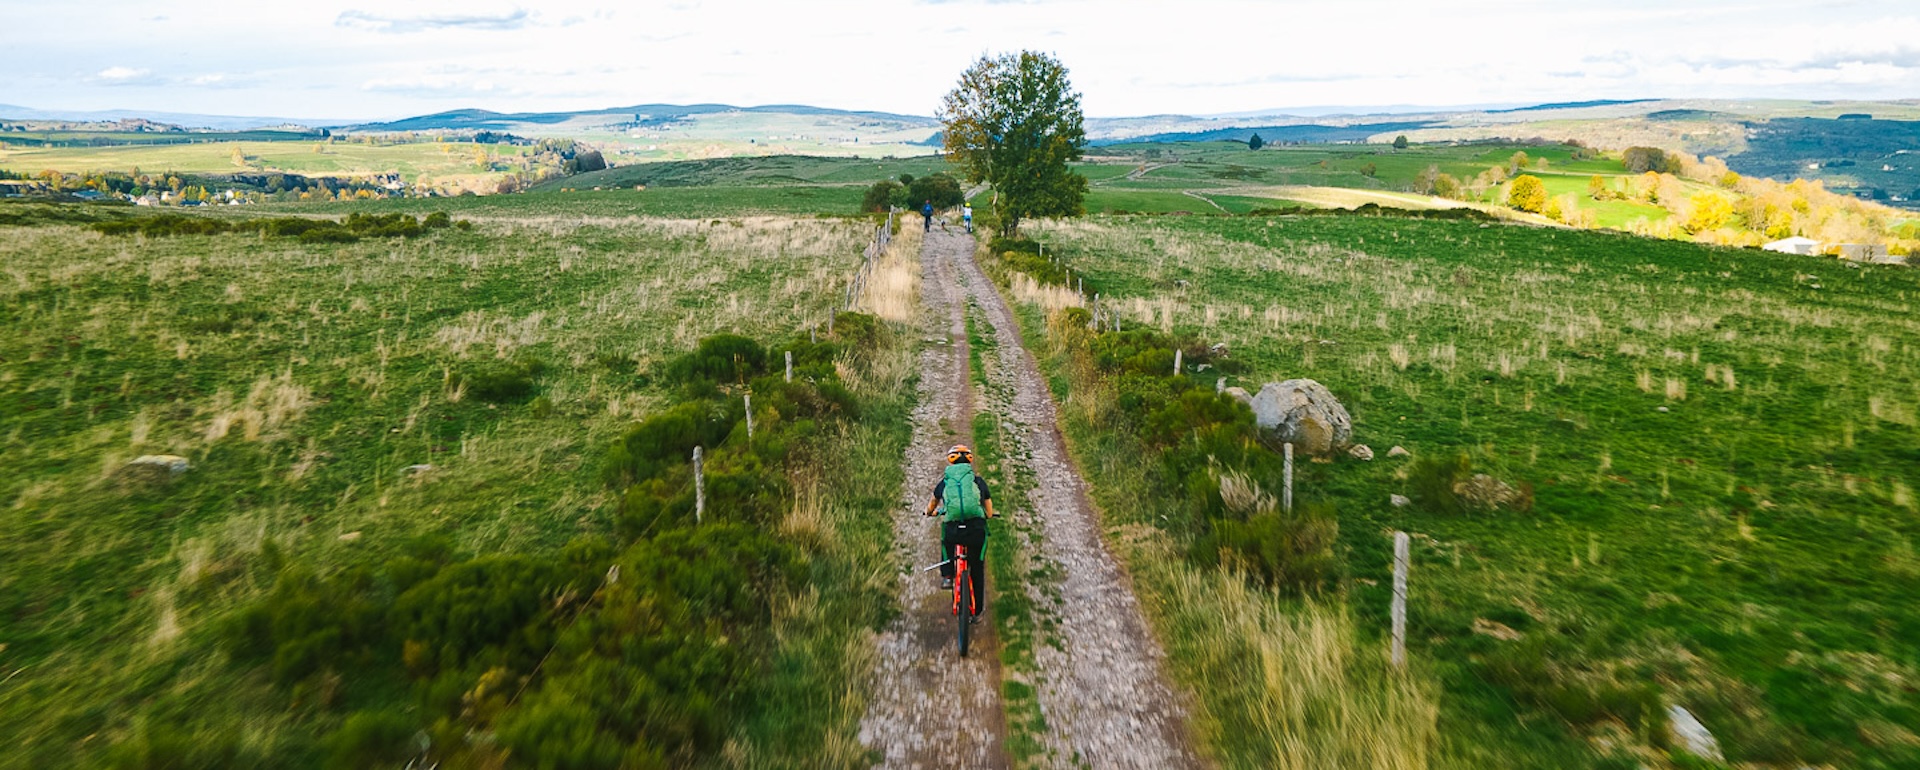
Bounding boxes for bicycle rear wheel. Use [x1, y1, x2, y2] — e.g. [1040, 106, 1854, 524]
[957, 570, 974, 658]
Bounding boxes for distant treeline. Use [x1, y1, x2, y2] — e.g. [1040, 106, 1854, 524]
[0, 129, 331, 148]
[92, 212, 470, 242]
[14, 169, 403, 199]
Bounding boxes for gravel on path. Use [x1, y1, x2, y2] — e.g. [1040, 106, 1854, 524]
[951, 231, 1204, 770]
[860, 228, 1202, 770]
[858, 227, 1010, 770]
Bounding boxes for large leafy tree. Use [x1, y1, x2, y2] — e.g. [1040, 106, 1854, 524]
[1507, 174, 1548, 213]
[939, 51, 1088, 237]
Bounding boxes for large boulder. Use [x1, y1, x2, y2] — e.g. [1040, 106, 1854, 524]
[1246, 380, 1352, 455]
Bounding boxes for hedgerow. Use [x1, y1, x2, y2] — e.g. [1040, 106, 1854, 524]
[90, 211, 467, 241]
[1043, 308, 1341, 593]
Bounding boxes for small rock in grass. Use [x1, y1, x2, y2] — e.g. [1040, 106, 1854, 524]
[1667, 705, 1723, 762]
[403, 464, 434, 475]
[120, 455, 191, 486]
[1657, 406, 1670, 413]
[338, 531, 362, 542]
[1387, 446, 1410, 458]
[1390, 494, 1411, 508]
[127, 455, 191, 475]
[1349, 444, 1374, 461]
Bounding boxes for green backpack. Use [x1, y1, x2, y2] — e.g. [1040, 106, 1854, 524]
[941, 463, 986, 522]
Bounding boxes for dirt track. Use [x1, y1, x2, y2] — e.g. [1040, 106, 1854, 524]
[859, 227, 1201, 769]
[857, 225, 1008, 770]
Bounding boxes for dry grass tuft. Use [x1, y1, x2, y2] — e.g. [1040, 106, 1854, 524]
[1145, 546, 1438, 770]
[203, 370, 312, 443]
[1009, 272, 1086, 315]
[1218, 470, 1278, 517]
[859, 224, 921, 324]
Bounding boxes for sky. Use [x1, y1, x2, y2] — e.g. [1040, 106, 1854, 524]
[5, 0, 1920, 121]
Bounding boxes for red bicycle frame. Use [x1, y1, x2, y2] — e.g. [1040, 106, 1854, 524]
[951, 545, 975, 616]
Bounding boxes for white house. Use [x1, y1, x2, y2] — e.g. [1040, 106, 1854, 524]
[1763, 236, 1821, 255]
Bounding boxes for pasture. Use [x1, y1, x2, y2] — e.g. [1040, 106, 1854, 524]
[0, 139, 534, 182]
[0, 203, 906, 766]
[1015, 213, 1920, 769]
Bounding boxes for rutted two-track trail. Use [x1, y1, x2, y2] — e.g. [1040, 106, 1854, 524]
[859, 228, 1201, 769]
[858, 226, 1009, 770]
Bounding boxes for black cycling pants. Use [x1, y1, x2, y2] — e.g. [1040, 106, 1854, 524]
[941, 518, 988, 613]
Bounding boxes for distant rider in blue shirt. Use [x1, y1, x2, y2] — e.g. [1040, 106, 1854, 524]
[922, 200, 934, 232]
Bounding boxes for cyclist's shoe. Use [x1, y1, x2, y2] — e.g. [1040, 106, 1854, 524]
[941, 577, 954, 590]
[969, 613, 981, 625]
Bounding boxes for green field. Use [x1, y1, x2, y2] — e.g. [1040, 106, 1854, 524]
[10, 138, 1920, 769]
[1012, 213, 1920, 768]
[0, 139, 534, 181]
[0, 200, 912, 767]
[270, 184, 870, 219]
[535, 153, 956, 192]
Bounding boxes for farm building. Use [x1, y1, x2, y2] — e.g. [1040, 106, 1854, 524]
[1763, 236, 1821, 255]
[1835, 243, 1901, 264]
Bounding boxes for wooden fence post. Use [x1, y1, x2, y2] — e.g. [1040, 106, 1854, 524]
[784, 351, 793, 383]
[1173, 348, 1183, 376]
[1283, 442, 1294, 515]
[693, 446, 705, 524]
[1392, 531, 1410, 669]
[744, 393, 754, 438]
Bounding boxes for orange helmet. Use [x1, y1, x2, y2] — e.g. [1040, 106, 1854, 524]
[946, 444, 974, 464]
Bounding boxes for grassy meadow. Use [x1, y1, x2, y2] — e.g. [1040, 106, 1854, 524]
[0, 138, 535, 183]
[0, 200, 915, 767]
[1085, 141, 1668, 217]
[272, 185, 872, 220]
[1005, 213, 1920, 768]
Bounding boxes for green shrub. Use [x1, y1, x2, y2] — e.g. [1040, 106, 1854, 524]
[861, 180, 900, 214]
[827, 311, 886, 353]
[603, 401, 737, 487]
[987, 236, 1074, 287]
[298, 228, 360, 244]
[514, 524, 803, 761]
[907, 172, 965, 209]
[218, 566, 385, 683]
[455, 356, 547, 403]
[322, 710, 420, 770]
[389, 555, 588, 676]
[345, 212, 424, 238]
[424, 211, 452, 228]
[495, 699, 633, 770]
[106, 726, 251, 770]
[663, 334, 767, 387]
[1408, 452, 1471, 515]
[1196, 503, 1341, 593]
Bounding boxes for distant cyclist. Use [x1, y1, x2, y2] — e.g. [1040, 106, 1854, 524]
[924, 444, 994, 615]
[962, 202, 973, 234]
[922, 200, 934, 232]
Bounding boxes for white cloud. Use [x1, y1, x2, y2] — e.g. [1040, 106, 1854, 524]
[96, 66, 151, 82]
[336, 8, 533, 33]
[4, 0, 1918, 119]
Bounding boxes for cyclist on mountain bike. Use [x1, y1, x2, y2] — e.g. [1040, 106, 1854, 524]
[924, 444, 994, 615]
